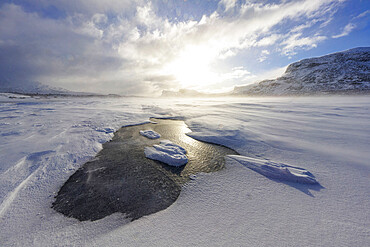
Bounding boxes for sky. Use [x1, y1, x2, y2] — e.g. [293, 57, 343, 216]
[0, 0, 369, 95]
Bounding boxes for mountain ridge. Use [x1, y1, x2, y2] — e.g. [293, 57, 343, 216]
[232, 47, 370, 95]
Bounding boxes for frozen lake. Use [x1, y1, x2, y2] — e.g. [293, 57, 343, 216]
[52, 118, 237, 221]
[0, 95, 369, 246]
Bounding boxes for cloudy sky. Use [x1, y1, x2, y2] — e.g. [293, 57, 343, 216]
[0, 0, 369, 95]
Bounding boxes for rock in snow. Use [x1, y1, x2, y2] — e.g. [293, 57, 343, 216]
[140, 130, 161, 139]
[145, 140, 188, 166]
[233, 47, 370, 95]
[228, 155, 318, 184]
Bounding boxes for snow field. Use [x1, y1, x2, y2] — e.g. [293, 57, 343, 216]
[0, 96, 369, 246]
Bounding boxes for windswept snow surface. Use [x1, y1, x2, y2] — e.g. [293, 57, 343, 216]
[140, 129, 161, 139]
[145, 140, 188, 166]
[0, 96, 369, 246]
[227, 155, 318, 184]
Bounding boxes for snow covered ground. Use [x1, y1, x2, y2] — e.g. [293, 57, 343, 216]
[0, 96, 369, 246]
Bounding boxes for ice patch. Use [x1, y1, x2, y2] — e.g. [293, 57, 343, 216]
[140, 130, 161, 139]
[228, 155, 318, 184]
[122, 120, 156, 127]
[145, 140, 188, 166]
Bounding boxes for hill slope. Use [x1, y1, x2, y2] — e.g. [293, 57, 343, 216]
[0, 80, 73, 95]
[233, 47, 370, 95]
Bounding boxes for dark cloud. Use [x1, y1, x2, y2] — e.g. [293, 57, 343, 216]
[0, 2, 183, 95]
[0, 4, 134, 93]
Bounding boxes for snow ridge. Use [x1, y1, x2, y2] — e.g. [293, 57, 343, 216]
[228, 155, 318, 184]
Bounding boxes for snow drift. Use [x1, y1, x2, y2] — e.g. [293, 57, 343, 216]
[227, 155, 318, 184]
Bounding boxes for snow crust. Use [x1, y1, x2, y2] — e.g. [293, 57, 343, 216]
[145, 140, 188, 166]
[227, 155, 318, 184]
[139, 129, 161, 139]
[0, 96, 369, 246]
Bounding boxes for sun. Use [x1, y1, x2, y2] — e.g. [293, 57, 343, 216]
[163, 45, 219, 89]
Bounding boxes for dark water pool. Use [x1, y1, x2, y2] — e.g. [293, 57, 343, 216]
[52, 118, 237, 221]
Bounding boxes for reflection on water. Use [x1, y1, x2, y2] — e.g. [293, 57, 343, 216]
[52, 118, 237, 221]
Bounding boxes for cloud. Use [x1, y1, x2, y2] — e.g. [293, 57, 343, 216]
[0, 4, 126, 92]
[222, 66, 251, 80]
[219, 0, 237, 12]
[354, 10, 370, 19]
[281, 33, 327, 56]
[258, 50, 270, 62]
[332, 9, 369, 39]
[0, 0, 347, 95]
[332, 23, 356, 38]
[9, 0, 139, 16]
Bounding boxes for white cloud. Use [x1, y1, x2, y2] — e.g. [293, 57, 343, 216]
[236, 66, 288, 87]
[281, 33, 327, 56]
[219, 0, 237, 12]
[332, 23, 356, 38]
[222, 67, 251, 80]
[331, 7, 369, 39]
[0, 0, 346, 95]
[258, 50, 270, 62]
[254, 34, 281, 47]
[355, 10, 370, 19]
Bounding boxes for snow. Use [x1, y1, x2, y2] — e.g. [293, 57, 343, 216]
[0, 93, 31, 100]
[139, 129, 161, 139]
[145, 140, 188, 166]
[0, 96, 369, 246]
[227, 155, 318, 184]
[0, 81, 73, 95]
[233, 47, 370, 95]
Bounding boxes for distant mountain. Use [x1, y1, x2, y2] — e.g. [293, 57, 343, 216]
[0, 81, 104, 96]
[0, 80, 74, 95]
[233, 47, 370, 95]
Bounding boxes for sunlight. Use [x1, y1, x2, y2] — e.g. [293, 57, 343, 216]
[164, 45, 220, 88]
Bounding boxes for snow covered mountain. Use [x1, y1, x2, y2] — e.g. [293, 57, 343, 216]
[0, 80, 104, 96]
[233, 47, 370, 95]
[0, 80, 73, 95]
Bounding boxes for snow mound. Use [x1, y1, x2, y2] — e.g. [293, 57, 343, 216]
[145, 140, 188, 166]
[140, 130, 161, 139]
[228, 155, 318, 184]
